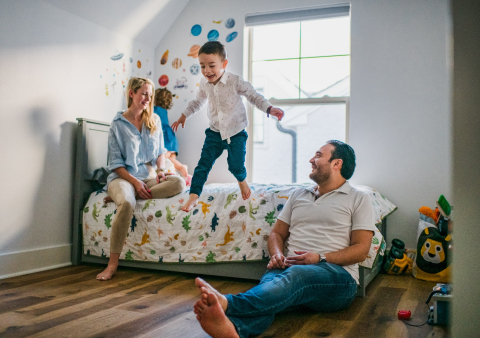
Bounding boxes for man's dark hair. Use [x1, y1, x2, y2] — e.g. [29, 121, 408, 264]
[327, 140, 356, 180]
[199, 41, 227, 60]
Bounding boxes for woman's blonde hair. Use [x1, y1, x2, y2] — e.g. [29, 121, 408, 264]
[154, 88, 173, 109]
[126, 77, 157, 133]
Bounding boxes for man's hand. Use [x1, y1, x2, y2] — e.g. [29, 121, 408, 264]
[156, 171, 174, 183]
[171, 114, 186, 132]
[267, 253, 287, 269]
[269, 107, 284, 121]
[285, 251, 321, 266]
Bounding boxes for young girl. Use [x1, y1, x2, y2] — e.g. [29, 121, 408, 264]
[154, 88, 191, 185]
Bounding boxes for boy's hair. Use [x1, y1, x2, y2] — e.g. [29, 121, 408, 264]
[326, 140, 356, 180]
[198, 41, 227, 60]
[154, 88, 173, 109]
[126, 77, 157, 134]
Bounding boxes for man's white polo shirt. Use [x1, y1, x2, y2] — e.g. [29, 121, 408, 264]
[277, 181, 376, 284]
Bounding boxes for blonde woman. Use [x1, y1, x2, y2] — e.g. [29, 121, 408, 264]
[97, 77, 185, 281]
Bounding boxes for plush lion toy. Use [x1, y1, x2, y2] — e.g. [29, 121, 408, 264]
[413, 227, 452, 282]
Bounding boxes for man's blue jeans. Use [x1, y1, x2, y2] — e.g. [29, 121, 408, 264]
[190, 128, 248, 196]
[225, 263, 357, 338]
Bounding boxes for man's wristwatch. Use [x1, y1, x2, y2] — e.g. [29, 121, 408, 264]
[318, 253, 327, 263]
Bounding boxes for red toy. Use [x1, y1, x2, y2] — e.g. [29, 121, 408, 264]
[398, 310, 411, 320]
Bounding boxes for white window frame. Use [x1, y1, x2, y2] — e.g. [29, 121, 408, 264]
[244, 26, 350, 183]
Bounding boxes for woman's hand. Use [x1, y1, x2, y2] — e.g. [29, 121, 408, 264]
[267, 253, 287, 270]
[284, 251, 321, 266]
[269, 107, 284, 121]
[133, 180, 153, 200]
[156, 171, 174, 183]
[171, 114, 187, 132]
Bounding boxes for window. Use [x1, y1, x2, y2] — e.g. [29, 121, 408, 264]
[245, 7, 350, 184]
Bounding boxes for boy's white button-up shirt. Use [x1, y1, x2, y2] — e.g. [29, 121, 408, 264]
[182, 71, 271, 140]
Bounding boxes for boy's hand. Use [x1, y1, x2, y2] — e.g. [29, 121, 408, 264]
[171, 114, 187, 132]
[269, 107, 284, 121]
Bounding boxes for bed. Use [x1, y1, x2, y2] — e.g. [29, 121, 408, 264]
[72, 118, 397, 297]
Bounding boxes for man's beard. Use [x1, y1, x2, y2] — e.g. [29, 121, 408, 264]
[309, 165, 331, 185]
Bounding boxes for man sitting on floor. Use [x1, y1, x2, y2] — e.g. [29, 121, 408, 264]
[193, 140, 376, 338]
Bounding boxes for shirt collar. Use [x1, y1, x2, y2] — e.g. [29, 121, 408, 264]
[306, 181, 352, 196]
[219, 70, 229, 84]
[113, 111, 126, 121]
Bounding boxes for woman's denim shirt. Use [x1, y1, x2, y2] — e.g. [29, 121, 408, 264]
[106, 111, 167, 188]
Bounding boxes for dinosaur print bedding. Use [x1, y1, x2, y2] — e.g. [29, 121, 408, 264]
[83, 183, 396, 267]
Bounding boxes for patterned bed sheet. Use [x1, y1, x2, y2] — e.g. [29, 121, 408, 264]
[83, 183, 396, 267]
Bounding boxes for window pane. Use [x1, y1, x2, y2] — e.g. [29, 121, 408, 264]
[301, 17, 350, 57]
[252, 59, 300, 100]
[300, 56, 350, 98]
[252, 22, 300, 61]
[252, 103, 346, 184]
[253, 109, 264, 143]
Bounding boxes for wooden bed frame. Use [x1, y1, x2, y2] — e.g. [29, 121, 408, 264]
[72, 118, 388, 297]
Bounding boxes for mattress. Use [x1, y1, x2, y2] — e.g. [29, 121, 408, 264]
[83, 183, 396, 267]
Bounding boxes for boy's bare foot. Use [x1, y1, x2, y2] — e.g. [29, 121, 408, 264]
[195, 277, 228, 311]
[181, 194, 198, 212]
[103, 196, 113, 204]
[193, 292, 239, 338]
[96, 265, 117, 281]
[238, 180, 251, 200]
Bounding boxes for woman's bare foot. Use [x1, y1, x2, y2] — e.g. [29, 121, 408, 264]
[238, 180, 251, 200]
[195, 277, 228, 311]
[103, 196, 113, 204]
[96, 265, 117, 281]
[193, 292, 239, 338]
[181, 194, 198, 212]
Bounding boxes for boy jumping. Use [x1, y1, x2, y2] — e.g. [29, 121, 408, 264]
[171, 41, 284, 212]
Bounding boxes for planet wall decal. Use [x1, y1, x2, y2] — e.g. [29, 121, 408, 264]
[226, 31, 238, 43]
[110, 52, 124, 61]
[207, 29, 219, 41]
[160, 50, 169, 65]
[188, 45, 201, 58]
[158, 75, 169, 87]
[137, 60, 142, 68]
[190, 64, 200, 75]
[191, 24, 202, 36]
[225, 18, 235, 29]
[172, 58, 182, 69]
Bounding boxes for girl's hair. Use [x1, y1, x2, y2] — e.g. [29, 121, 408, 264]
[126, 77, 157, 133]
[154, 88, 173, 109]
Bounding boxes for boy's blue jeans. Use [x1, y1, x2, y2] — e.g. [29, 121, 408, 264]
[190, 128, 248, 196]
[225, 263, 358, 338]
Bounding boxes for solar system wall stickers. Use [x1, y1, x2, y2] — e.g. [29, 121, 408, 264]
[101, 46, 153, 98]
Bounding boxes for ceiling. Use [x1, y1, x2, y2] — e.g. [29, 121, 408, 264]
[41, 0, 190, 48]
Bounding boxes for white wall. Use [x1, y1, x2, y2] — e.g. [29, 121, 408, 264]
[0, 0, 154, 278]
[155, 0, 451, 248]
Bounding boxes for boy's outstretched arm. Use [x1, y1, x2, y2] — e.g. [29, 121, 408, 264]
[172, 79, 208, 132]
[236, 77, 284, 121]
[171, 114, 186, 132]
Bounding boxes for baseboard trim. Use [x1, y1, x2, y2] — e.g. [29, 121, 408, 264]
[0, 244, 72, 280]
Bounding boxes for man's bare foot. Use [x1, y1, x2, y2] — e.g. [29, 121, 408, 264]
[181, 194, 198, 212]
[238, 180, 251, 200]
[195, 277, 228, 311]
[103, 196, 113, 204]
[193, 292, 239, 338]
[96, 265, 117, 281]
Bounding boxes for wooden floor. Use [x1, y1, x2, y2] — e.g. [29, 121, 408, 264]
[0, 265, 450, 338]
